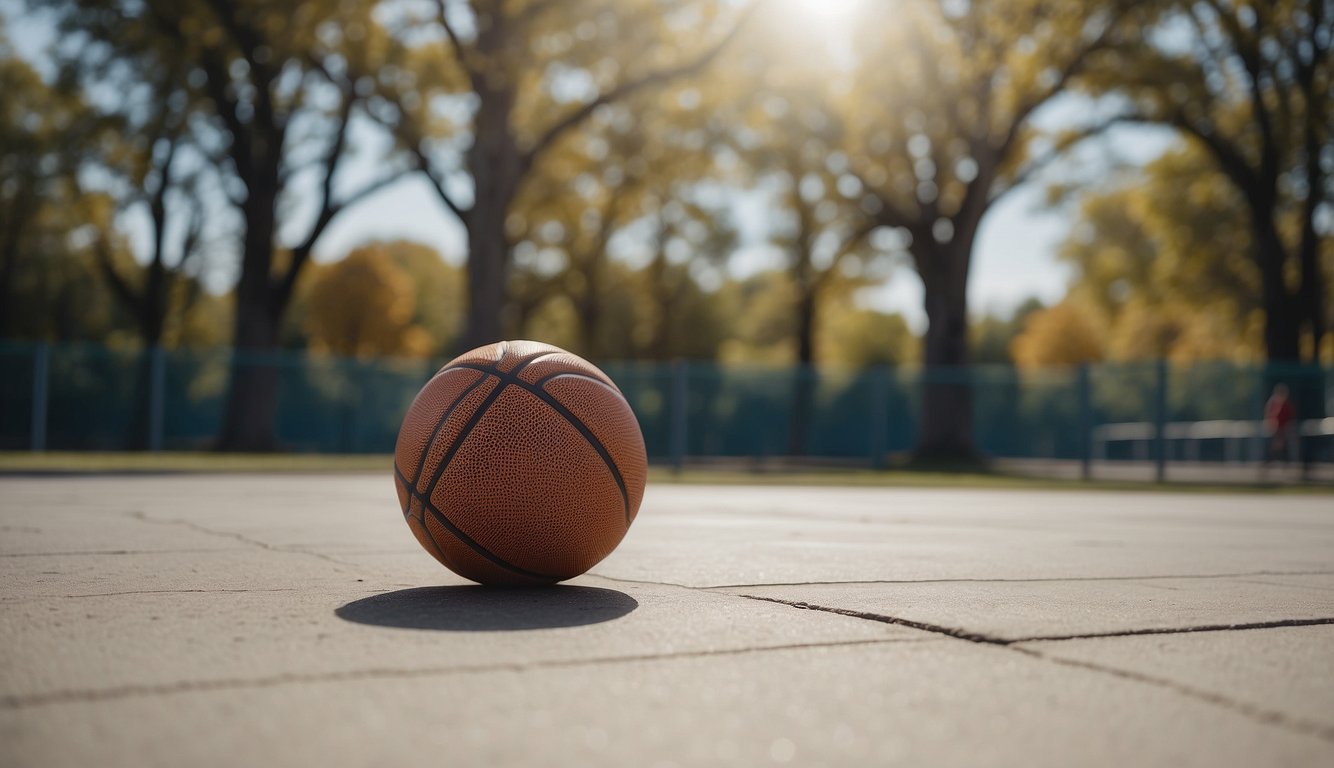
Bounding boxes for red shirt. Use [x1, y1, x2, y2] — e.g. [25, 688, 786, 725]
[1265, 396, 1296, 432]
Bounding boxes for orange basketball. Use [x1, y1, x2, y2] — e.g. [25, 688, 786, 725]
[392, 340, 647, 585]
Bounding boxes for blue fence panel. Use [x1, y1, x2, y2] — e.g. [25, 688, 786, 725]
[0, 342, 36, 450]
[0, 340, 1330, 464]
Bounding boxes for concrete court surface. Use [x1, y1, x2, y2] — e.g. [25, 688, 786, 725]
[2, 475, 1332, 767]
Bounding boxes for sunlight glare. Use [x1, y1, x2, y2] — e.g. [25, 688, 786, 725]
[788, 0, 862, 30]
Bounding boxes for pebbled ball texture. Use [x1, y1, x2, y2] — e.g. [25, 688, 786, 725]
[392, 340, 648, 585]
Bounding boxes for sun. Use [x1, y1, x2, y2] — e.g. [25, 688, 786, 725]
[787, 0, 862, 29]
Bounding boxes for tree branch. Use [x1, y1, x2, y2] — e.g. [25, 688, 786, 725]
[200, 0, 284, 136]
[411, 142, 468, 222]
[431, 0, 482, 92]
[846, 166, 921, 232]
[1198, 0, 1279, 184]
[811, 219, 878, 292]
[365, 91, 470, 223]
[997, 2, 1128, 158]
[275, 84, 358, 301]
[95, 234, 142, 313]
[1168, 111, 1261, 197]
[990, 114, 1132, 205]
[521, 0, 762, 172]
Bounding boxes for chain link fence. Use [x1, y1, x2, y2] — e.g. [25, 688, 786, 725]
[2, 341, 1330, 475]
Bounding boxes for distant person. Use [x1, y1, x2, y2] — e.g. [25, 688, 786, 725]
[1263, 383, 1297, 464]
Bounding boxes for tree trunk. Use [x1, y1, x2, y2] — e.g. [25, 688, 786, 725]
[461, 203, 509, 351]
[218, 301, 282, 451]
[646, 239, 678, 362]
[455, 5, 522, 354]
[218, 179, 282, 451]
[788, 289, 816, 456]
[915, 244, 976, 460]
[1254, 218, 1302, 362]
[126, 311, 167, 452]
[0, 188, 34, 338]
[1298, 222, 1326, 362]
[576, 258, 602, 360]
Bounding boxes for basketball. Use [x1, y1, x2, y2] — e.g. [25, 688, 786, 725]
[392, 340, 648, 585]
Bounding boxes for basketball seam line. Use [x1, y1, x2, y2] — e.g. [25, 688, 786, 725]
[436, 347, 563, 380]
[393, 465, 555, 582]
[414, 352, 549, 532]
[408, 348, 562, 493]
[419, 380, 508, 501]
[531, 370, 615, 389]
[411, 339, 511, 491]
[448, 362, 631, 522]
[404, 370, 490, 491]
[401, 491, 458, 573]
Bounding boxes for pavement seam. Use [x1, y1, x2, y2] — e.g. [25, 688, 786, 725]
[736, 594, 1011, 644]
[0, 548, 242, 558]
[737, 594, 1334, 645]
[1012, 617, 1334, 643]
[0, 637, 933, 710]
[737, 595, 1334, 742]
[698, 569, 1334, 590]
[124, 511, 359, 570]
[3, 588, 302, 600]
[1010, 646, 1334, 743]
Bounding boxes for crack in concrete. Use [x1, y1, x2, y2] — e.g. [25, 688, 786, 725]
[0, 636, 931, 710]
[1231, 577, 1334, 592]
[739, 594, 1334, 645]
[124, 511, 358, 570]
[1010, 646, 1334, 743]
[584, 573, 696, 589]
[1018, 617, 1334, 643]
[737, 594, 1334, 742]
[737, 594, 1010, 644]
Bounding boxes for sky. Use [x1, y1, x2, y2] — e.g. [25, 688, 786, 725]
[7, 2, 1182, 334]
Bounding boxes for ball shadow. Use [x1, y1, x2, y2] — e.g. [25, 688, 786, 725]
[335, 585, 638, 631]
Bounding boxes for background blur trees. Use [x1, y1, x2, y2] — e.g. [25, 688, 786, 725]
[301, 245, 434, 360]
[45, 0, 412, 449]
[0, 29, 116, 341]
[1093, 0, 1331, 363]
[1053, 146, 1267, 363]
[5, 0, 1333, 459]
[832, 0, 1138, 459]
[380, 0, 754, 351]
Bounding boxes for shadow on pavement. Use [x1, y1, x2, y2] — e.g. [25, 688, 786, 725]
[335, 585, 638, 631]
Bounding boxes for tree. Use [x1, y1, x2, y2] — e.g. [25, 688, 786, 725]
[381, 0, 756, 352]
[1058, 146, 1269, 362]
[833, 0, 1135, 459]
[818, 305, 918, 369]
[0, 33, 111, 339]
[1010, 301, 1106, 367]
[382, 241, 467, 358]
[504, 111, 661, 359]
[47, 0, 412, 449]
[302, 246, 433, 360]
[1095, 0, 1331, 362]
[972, 299, 1044, 365]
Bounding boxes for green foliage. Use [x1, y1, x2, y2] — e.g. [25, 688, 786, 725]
[1079, 0, 1332, 362]
[0, 36, 123, 342]
[1058, 145, 1270, 362]
[1011, 300, 1106, 367]
[971, 299, 1044, 365]
[818, 304, 918, 368]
